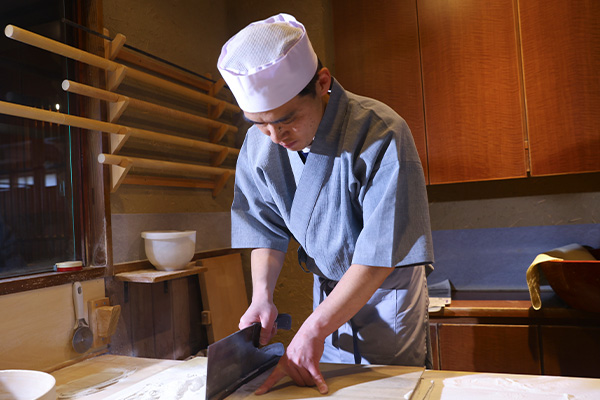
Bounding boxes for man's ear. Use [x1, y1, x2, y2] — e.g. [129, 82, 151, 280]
[316, 67, 332, 96]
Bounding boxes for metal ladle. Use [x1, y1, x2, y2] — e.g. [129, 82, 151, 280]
[72, 281, 93, 353]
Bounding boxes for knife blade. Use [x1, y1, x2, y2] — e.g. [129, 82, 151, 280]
[206, 313, 291, 400]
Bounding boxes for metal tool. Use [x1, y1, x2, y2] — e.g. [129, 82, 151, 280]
[206, 313, 292, 400]
[72, 281, 93, 353]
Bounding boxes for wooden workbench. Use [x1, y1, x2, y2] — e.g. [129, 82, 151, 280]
[51, 354, 600, 399]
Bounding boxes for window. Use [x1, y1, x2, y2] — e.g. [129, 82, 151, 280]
[0, 0, 82, 279]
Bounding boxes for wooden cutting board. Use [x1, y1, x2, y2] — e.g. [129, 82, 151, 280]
[197, 253, 249, 343]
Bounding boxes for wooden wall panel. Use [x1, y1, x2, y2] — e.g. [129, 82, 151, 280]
[418, 0, 527, 184]
[438, 323, 541, 374]
[332, 0, 428, 181]
[0, 279, 105, 371]
[519, 0, 600, 176]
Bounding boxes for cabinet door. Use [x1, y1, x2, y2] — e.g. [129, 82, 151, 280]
[519, 1, 600, 176]
[438, 323, 541, 374]
[541, 326, 600, 378]
[332, 0, 428, 181]
[418, 0, 527, 184]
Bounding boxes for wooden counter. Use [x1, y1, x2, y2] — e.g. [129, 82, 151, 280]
[51, 354, 600, 399]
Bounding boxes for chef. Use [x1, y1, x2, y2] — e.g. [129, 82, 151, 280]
[217, 13, 434, 395]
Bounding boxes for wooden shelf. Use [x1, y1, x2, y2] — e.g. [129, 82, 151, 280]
[114, 266, 207, 284]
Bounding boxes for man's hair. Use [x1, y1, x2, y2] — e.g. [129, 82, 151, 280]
[298, 60, 323, 98]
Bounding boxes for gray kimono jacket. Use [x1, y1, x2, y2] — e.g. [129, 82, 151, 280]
[231, 79, 434, 366]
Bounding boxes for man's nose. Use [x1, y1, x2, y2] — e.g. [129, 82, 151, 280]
[266, 124, 284, 141]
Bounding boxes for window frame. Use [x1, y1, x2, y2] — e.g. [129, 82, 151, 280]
[0, 0, 111, 295]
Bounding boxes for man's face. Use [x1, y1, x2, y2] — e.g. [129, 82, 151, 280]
[243, 68, 331, 152]
[243, 92, 324, 151]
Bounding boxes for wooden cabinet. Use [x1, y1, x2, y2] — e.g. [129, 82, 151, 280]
[107, 276, 207, 360]
[332, 0, 428, 180]
[435, 323, 541, 374]
[541, 326, 600, 378]
[518, 0, 600, 176]
[332, 0, 600, 184]
[429, 301, 600, 378]
[418, 0, 527, 184]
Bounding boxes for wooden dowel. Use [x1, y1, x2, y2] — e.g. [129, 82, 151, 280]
[127, 126, 240, 156]
[125, 68, 240, 113]
[62, 80, 122, 103]
[5, 25, 241, 114]
[123, 175, 215, 189]
[5, 25, 119, 72]
[0, 99, 123, 134]
[98, 153, 235, 176]
[117, 47, 212, 92]
[0, 100, 239, 157]
[63, 80, 238, 134]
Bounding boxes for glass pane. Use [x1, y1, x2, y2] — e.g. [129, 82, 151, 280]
[0, 1, 77, 278]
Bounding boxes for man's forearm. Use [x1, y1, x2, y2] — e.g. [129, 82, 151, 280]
[301, 264, 394, 341]
[250, 248, 286, 302]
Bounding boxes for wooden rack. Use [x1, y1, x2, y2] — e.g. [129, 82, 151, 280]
[4, 25, 240, 113]
[98, 154, 234, 197]
[2, 24, 243, 196]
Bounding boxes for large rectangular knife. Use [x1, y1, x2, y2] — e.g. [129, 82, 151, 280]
[206, 313, 292, 400]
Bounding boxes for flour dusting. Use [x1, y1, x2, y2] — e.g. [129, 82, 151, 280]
[120, 372, 206, 400]
[443, 376, 576, 399]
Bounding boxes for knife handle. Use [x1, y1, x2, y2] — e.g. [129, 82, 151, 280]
[275, 313, 292, 330]
[251, 314, 292, 347]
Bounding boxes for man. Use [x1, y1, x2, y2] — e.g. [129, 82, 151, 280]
[218, 13, 434, 395]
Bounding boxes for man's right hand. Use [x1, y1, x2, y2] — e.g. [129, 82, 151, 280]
[239, 301, 279, 346]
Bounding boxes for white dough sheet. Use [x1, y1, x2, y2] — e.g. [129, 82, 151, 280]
[412, 373, 600, 400]
[103, 357, 207, 400]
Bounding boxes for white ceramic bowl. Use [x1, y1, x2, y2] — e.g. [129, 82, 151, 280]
[141, 230, 196, 271]
[0, 370, 56, 400]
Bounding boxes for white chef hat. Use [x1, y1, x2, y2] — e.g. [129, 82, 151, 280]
[217, 13, 319, 113]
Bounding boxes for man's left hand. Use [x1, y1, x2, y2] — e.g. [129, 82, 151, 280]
[255, 330, 328, 395]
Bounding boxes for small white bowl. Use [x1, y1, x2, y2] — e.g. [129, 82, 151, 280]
[0, 369, 56, 400]
[141, 230, 196, 271]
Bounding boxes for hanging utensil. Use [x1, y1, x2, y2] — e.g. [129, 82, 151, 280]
[72, 281, 93, 353]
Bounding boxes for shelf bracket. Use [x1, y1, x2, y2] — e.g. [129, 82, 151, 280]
[209, 125, 228, 143]
[107, 64, 127, 91]
[209, 78, 226, 97]
[210, 148, 229, 167]
[110, 127, 131, 154]
[104, 33, 127, 60]
[109, 99, 130, 123]
[212, 171, 231, 197]
[110, 158, 133, 193]
[209, 101, 226, 120]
